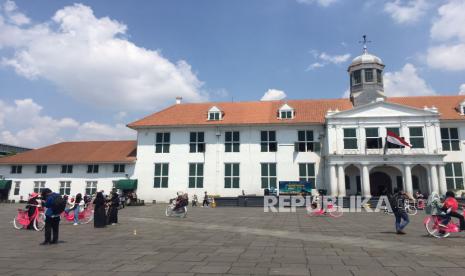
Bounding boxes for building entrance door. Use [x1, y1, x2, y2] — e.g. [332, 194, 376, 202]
[370, 172, 392, 196]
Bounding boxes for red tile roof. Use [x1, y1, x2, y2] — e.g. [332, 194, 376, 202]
[0, 141, 137, 165]
[128, 95, 465, 128]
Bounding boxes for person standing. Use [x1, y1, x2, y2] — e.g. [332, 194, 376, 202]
[390, 188, 410, 234]
[40, 188, 63, 245]
[192, 194, 198, 207]
[107, 191, 119, 225]
[65, 193, 82, 226]
[26, 193, 40, 230]
[202, 191, 209, 207]
[93, 192, 107, 228]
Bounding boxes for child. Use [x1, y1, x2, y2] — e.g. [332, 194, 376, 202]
[440, 191, 465, 231]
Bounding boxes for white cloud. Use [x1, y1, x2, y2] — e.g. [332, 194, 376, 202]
[0, 98, 134, 148]
[384, 63, 436, 96]
[296, 0, 338, 7]
[2, 0, 30, 25]
[384, 0, 429, 24]
[261, 89, 287, 101]
[426, 0, 465, 71]
[459, 83, 465, 95]
[306, 50, 351, 70]
[0, 2, 207, 111]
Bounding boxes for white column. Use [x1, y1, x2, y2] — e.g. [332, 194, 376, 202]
[439, 165, 447, 195]
[329, 165, 338, 196]
[362, 165, 370, 197]
[430, 165, 439, 194]
[338, 165, 346, 197]
[404, 164, 413, 196]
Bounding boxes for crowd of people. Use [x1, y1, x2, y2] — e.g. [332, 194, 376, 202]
[19, 187, 465, 244]
[24, 189, 123, 245]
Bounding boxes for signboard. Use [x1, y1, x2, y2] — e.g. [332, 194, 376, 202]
[278, 181, 314, 196]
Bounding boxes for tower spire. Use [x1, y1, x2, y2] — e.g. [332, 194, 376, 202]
[359, 35, 371, 54]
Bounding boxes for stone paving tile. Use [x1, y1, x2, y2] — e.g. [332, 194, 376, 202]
[3, 204, 465, 276]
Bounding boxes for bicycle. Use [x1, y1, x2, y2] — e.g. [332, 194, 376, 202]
[307, 202, 343, 218]
[13, 205, 45, 231]
[62, 204, 94, 224]
[424, 200, 464, 238]
[165, 200, 187, 218]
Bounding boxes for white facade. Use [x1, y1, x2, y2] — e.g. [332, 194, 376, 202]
[135, 125, 323, 202]
[0, 163, 134, 201]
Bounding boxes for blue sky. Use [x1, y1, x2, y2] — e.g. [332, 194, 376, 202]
[1, 0, 465, 147]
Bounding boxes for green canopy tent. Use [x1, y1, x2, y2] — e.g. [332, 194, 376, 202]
[115, 179, 137, 190]
[0, 180, 12, 190]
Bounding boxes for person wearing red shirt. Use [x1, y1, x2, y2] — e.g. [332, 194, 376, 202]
[440, 191, 465, 230]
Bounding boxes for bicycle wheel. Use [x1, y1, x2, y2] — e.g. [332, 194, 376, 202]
[165, 206, 173, 217]
[407, 206, 417, 216]
[13, 216, 23, 230]
[83, 210, 94, 224]
[33, 213, 45, 231]
[424, 216, 450, 238]
[329, 206, 343, 218]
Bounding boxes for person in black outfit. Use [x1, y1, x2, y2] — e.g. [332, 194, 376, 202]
[93, 192, 107, 228]
[107, 192, 119, 225]
[40, 188, 61, 245]
[202, 191, 209, 207]
[26, 193, 39, 230]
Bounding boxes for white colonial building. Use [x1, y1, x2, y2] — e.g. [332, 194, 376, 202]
[1, 49, 465, 202]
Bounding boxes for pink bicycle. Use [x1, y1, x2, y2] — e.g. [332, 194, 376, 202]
[424, 215, 461, 238]
[62, 204, 94, 224]
[13, 206, 45, 231]
[307, 202, 343, 218]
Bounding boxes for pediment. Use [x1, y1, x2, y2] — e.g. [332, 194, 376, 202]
[327, 100, 438, 119]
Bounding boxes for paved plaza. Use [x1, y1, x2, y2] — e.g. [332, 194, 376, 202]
[1, 204, 465, 276]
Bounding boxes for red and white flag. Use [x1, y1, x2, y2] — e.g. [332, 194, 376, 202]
[386, 130, 411, 148]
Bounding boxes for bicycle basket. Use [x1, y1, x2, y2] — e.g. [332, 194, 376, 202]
[425, 200, 442, 215]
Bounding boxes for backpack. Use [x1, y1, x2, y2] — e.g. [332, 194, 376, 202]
[51, 194, 66, 215]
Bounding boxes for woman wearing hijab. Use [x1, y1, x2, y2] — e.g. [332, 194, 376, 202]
[107, 191, 119, 225]
[93, 192, 106, 228]
[26, 193, 40, 230]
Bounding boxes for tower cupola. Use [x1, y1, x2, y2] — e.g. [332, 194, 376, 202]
[348, 35, 385, 106]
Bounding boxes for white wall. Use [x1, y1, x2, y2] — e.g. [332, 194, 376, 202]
[134, 125, 324, 202]
[0, 164, 134, 201]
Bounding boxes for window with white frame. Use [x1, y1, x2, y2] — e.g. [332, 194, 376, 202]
[87, 164, 99, 173]
[225, 131, 240, 152]
[188, 163, 204, 188]
[154, 163, 169, 188]
[14, 181, 20, 195]
[299, 163, 316, 188]
[445, 163, 464, 190]
[208, 106, 222, 121]
[261, 163, 277, 189]
[59, 181, 71, 195]
[365, 127, 382, 149]
[11, 165, 22, 174]
[441, 128, 460, 151]
[189, 132, 205, 153]
[85, 181, 97, 195]
[278, 104, 294, 119]
[113, 164, 125, 173]
[352, 70, 361, 85]
[343, 128, 357, 149]
[364, 69, 374, 82]
[61, 165, 73, 174]
[35, 165, 47, 174]
[295, 130, 319, 152]
[260, 131, 277, 152]
[225, 163, 239, 188]
[409, 127, 424, 148]
[33, 181, 46, 193]
[155, 132, 170, 153]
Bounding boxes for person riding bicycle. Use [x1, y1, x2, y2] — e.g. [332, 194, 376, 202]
[26, 192, 40, 229]
[439, 191, 465, 231]
[173, 193, 188, 212]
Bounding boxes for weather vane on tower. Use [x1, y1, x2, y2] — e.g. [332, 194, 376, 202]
[359, 35, 371, 54]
